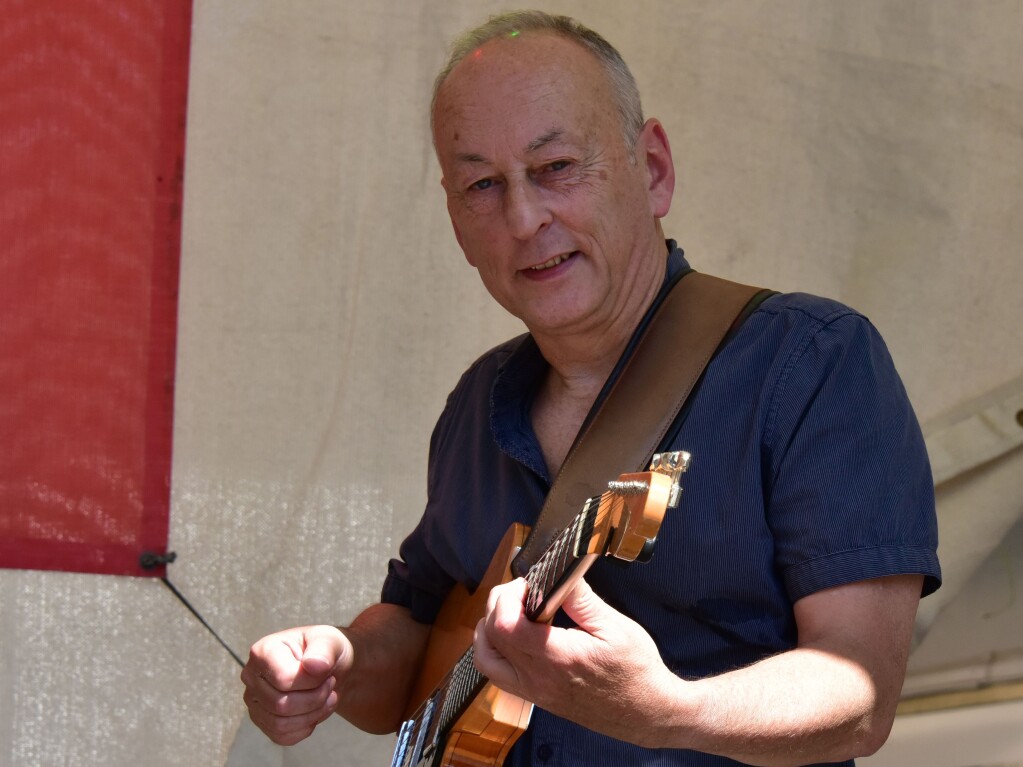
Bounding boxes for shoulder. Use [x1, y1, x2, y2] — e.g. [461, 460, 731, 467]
[736, 290, 890, 374]
[708, 287, 913, 454]
[443, 332, 533, 405]
[427, 332, 535, 448]
[755, 290, 865, 332]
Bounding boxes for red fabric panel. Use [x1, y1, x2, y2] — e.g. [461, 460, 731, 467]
[0, 1, 193, 577]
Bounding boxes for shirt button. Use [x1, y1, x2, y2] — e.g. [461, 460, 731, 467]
[537, 743, 554, 762]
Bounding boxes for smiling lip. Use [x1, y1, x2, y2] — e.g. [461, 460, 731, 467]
[527, 251, 577, 272]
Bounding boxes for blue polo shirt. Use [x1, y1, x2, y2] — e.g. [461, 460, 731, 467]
[382, 243, 940, 766]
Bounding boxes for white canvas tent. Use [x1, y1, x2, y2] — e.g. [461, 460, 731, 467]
[1, 2, 1021, 765]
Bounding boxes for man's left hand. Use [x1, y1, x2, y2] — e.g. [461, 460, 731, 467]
[472, 576, 677, 746]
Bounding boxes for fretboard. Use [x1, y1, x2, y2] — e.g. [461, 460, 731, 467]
[524, 494, 600, 619]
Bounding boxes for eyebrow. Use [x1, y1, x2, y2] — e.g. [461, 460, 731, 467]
[454, 128, 566, 165]
[455, 152, 489, 164]
[526, 128, 563, 153]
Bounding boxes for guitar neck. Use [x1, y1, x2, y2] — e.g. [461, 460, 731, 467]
[523, 494, 604, 623]
[393, 646, 487, 766]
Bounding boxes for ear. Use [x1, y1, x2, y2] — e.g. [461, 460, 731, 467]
[441, 176, 472, 264]
[637, 118, 675, 219]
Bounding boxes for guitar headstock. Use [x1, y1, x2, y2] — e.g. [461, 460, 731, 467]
[523, 451, 692, 622]
[600, 450, 691, 562]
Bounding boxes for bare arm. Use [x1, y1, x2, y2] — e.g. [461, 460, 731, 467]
[335, 602, 431, 732]
[474, 574, 922, 766]
[665, 574, 921, 764]
[241, 602, 430, 744]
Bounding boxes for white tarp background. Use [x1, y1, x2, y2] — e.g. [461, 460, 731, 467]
[1, 2, 1021, 766]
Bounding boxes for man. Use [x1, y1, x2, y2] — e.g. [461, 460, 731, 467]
[241, 11, 940, 766]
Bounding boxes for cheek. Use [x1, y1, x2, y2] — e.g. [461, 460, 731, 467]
[450, 225, 499, 273]
[447, 201, 488, 265]
[451, 209, 506, 258]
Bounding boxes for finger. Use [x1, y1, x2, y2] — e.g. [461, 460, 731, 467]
[480, 578, 550, 674]
[244, 637, 305, 692]
[484, 578, 529, 636]
[485, 576, 526, 616]
[244, 670, 337, 723]
[240, 660, 282, 705]
[245, 670, 336, 716]
[246, 686, 339, 746]
[472, 616, 522, 695]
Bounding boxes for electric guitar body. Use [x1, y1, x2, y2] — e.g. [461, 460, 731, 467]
[404, 523, 533, 767]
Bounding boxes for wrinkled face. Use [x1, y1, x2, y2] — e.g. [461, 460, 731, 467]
[432, 32, 671, 338]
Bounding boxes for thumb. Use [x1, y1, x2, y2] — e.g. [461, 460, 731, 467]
[297, 627, 346, 685]
[559, 577, 618, 635]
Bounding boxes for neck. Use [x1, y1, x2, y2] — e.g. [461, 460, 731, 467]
[532, 247, 667, 396]
[526, 241, 668, 476]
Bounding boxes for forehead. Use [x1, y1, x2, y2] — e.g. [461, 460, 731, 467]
[432, 32, 617, 158]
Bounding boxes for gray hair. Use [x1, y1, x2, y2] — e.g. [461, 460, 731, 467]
[431, 10, 645, 149]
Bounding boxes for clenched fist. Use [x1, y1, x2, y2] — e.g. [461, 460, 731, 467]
[241, 625, 351, 745]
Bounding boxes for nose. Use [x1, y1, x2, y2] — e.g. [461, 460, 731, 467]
[503, 177, 551, 240]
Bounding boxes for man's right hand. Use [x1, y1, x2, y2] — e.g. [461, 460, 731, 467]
[241, 625, 351, 745]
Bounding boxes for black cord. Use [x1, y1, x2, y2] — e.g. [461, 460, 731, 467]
[142, 551, 245, 668]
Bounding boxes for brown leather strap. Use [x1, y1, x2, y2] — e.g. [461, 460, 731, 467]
[512, 272, 766, 576]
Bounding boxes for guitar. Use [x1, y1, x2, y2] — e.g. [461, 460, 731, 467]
[390, 451, 691, 767]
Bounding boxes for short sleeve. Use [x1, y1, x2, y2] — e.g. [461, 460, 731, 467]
[379, 390, 462, 624]
[763, 311, 941, 602]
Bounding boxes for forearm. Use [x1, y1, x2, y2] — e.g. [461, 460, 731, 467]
[641, 576, 921, 765]
[478, 572, 920, 764]
[651, 645, 892, 766]
[335, 602, 430, 734]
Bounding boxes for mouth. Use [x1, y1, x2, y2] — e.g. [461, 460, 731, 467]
[527, 251, 578, 272]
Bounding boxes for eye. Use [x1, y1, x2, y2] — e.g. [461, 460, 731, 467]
[545, 160, 571, 172]
[469, 177, 495, 192]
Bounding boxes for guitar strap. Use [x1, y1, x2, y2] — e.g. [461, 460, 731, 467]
[511, 269, 773, 577]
